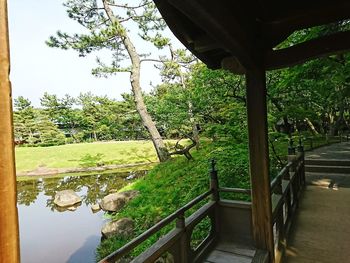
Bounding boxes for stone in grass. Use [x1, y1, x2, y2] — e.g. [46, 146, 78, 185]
[101, 218, 134, 238]
[100, 190, 139, 212]
[91, 203, 101, 213]
[54, 190, 82, 207]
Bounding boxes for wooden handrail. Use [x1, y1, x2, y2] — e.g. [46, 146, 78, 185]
[271, 149, 305, 263]
[99, 148, 307, 263]
[270, 165, 289, 191]
[218, 187, 251, 195]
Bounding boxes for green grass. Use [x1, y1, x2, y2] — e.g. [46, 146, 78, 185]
[15, 141, 159, 173]
[96, 141, 251, 260]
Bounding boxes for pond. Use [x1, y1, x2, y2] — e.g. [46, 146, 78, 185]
[17, 170, 147, 263]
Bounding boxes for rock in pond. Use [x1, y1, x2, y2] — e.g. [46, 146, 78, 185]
[100, 190, 139, 212]
[54, 190, 82, 207]
[101, 218, 134, 238]
[91, 203, 101, 213]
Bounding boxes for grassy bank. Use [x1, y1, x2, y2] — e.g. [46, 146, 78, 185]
[96, 141, 251, 259]
[15, 141, 159, 173]
[96, 135, 339, 260]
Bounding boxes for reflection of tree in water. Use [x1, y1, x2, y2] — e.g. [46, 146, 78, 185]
[17, 171, 147, 211]
[17, 179, 41, 206]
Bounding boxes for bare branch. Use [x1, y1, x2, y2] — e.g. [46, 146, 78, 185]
[169, 133, 197, 160]
[140, 58, 163, 63]
[105, 2, 150, 9]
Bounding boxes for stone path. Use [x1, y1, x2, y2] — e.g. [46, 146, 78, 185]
[306, 141, 350, 160]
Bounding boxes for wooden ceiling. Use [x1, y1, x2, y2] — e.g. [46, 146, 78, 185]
[154, 0, 350, 73]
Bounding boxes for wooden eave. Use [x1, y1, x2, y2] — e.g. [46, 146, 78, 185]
[154, 0, 350, 72]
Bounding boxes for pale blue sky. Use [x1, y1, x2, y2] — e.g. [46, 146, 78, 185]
[8, 0, 181, 106]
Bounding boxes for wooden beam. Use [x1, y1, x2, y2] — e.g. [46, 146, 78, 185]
[153, 0, 221, 69]
[0, 1, 20, 262]
[167, 0, 256, 70]
[221, 56, 246, 75]
[192, 35, 220, 53]
[263, 2, 350, 47]
[245, 68, 274, 261]
[265, 30, 350, 70]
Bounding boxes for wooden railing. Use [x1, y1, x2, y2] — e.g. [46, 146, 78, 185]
[99, 161, 249, 263]
[303, 134, 342, 151]
[270, 145, 305, 263]
[99, 142, 310, 263]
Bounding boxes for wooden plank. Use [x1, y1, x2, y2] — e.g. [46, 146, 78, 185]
[167, 0, 256, 70]
[0, 1, 20, 262]
[252, 249, 269, 263]
[262, 2, 350, 47]
[265, 30, 350, 70]
[206, 249, 252, 263]
[131, 228, 183, 263]
[245, 68, 274, 260]
[215, 242, 255, 257]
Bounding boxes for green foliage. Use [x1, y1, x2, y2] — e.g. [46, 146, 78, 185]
[13, 96, 66, 147]
[13, 93, 147, 146]
[267, 22, 350, 136]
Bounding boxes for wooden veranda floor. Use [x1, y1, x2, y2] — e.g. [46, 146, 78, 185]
[203, 242, 268, 263]
[285, 142, 350, 263]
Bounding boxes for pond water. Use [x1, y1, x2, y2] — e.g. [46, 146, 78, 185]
[17, 170, 147, 263]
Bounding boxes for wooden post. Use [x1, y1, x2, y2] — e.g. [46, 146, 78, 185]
[0, 1, 20, 262]
[246, 68, 274, 261]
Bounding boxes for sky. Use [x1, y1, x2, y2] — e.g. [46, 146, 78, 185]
[8, 0, 181, 107]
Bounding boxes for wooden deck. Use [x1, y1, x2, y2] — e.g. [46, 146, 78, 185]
[285, 142, 350, 263]
[204, 242, 268, 263]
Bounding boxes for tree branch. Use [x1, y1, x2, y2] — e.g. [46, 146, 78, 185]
[169, 133, 197, 160]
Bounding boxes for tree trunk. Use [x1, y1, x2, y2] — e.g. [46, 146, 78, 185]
[329, 112, 336, 135]
[188, 101, 200, 149]
[102, 1, 170, 162]
[304, 117, 319, 135]
[179, 66, 200, 149]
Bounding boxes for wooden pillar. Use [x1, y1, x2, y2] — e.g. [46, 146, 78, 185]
[246, 68, 274, 260]
[0, 1, 20, 262]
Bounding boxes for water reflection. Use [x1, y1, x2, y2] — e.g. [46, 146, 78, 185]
[17, 170, 146, 210]
[17, 170, 147, 263]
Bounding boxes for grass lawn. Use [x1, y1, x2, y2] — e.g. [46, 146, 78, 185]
[15, 141, 159, 173]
